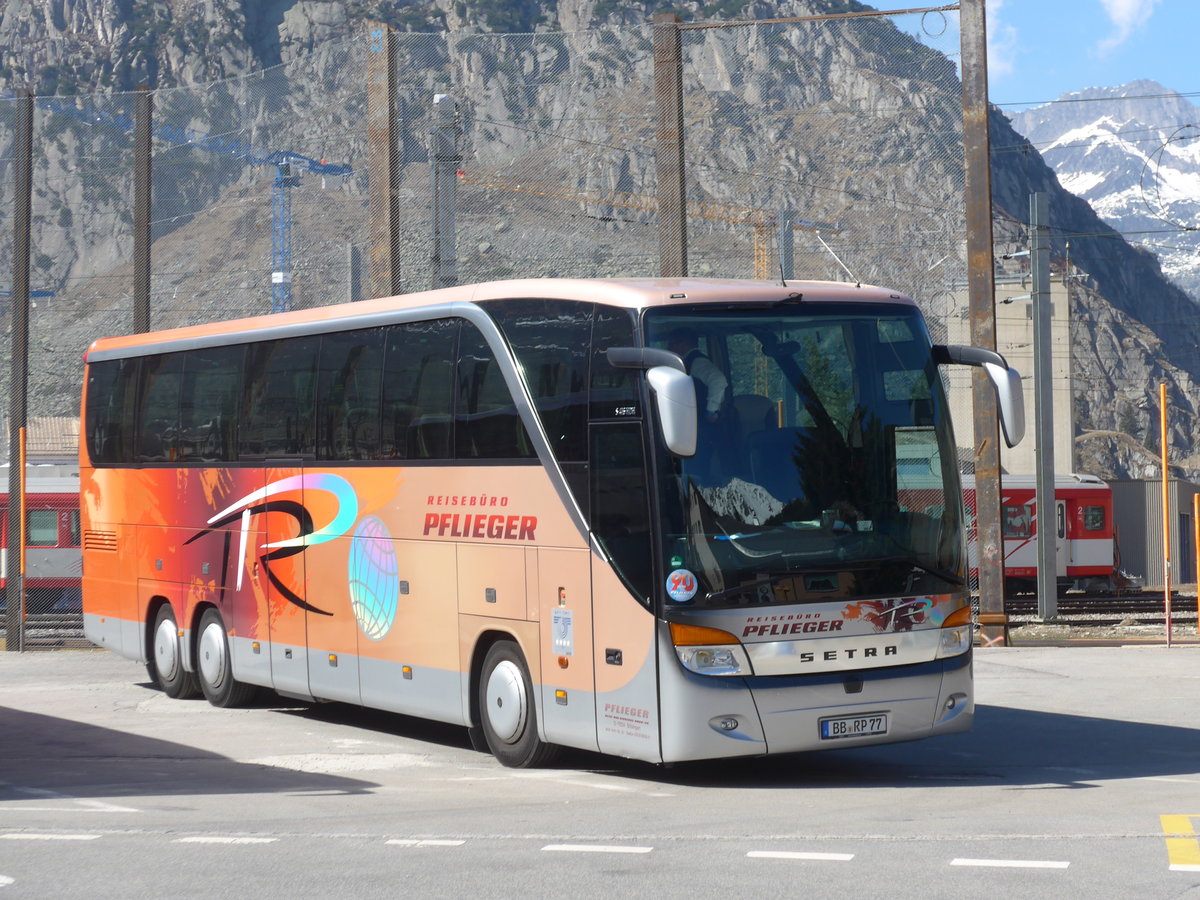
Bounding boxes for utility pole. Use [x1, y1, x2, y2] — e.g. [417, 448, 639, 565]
[1030, 192, 1056, 620]
[6, 88, 33, 650]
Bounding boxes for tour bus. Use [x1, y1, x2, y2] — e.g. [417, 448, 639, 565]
[80, 278, 1022, 767]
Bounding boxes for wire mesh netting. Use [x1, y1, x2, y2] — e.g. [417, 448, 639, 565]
[0, 8, 982, 647]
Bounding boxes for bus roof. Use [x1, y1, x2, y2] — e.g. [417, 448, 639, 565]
[85, 277, 916, 360]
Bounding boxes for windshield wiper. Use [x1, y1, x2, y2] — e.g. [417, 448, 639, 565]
[876, 555, 966, 587]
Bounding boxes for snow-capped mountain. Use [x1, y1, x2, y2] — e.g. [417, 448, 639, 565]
[1010, 80, 1200, 299]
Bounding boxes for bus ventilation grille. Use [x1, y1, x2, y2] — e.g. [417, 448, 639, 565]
[83, 530, 118, 552]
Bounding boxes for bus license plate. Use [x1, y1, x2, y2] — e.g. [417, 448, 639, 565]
[820, 713, 888, 740]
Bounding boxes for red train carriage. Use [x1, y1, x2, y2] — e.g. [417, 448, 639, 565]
[963, 473, 1115, 596]
[0, 474, 83, 615]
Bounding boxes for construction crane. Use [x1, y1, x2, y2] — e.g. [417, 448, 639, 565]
[457, 172, 842, 279]
[36, 95, 352, 313]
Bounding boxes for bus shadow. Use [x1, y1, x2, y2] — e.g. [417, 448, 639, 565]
[278, 701, 476, 753]
[0, 706, 376, 802]
[574, 704, 1200, 788]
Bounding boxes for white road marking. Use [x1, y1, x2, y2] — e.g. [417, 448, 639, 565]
[0, 875, 13, 888]
[748, 850, 854, 861]
[951, 858, 1069, 869]
[386, 839, 466, 847]
[1171, 864, 1200, 872]
[0, 834, 101, 841]
[174, 836, 278, 845]
[542, 844, 653, 854]
[9, 786, 138, 813]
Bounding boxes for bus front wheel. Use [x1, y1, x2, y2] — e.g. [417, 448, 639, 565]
[150, 604, 199, 699]
[196, 608, 256, 708]
[478, 641, 558, 768]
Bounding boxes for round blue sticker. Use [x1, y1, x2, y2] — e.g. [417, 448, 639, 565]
[666, 568, 698, 603]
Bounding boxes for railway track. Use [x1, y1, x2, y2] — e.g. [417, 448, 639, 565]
[1000, 590, 1200, 628]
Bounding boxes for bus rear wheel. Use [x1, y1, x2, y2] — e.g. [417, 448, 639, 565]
[478, 640, 558, 768]
[196, 608, 256, 708]
[150, 605, 199, 699]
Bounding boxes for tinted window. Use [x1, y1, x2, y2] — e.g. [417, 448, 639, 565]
[86, 358, 139, 464]
[240, 337, 320, 459]
[456, 323, 534, 460]
[382, 319, 458, 459]
[179, 346, 243, 462]
[591, 422, 652, 604]
[136, 352, 184, 462]
[590, 306, 640, 419]
[317, 328, 385, 460]
[1084, 504, 1105, 532]
[486, 299, 592, 463]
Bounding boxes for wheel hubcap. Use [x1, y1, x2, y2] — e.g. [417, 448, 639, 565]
[198, 622, 227, 688]
[484, 659, 526, 744]
[154, 618, 178, 680]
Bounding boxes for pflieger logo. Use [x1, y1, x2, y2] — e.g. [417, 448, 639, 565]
[186, 473, 358, 615]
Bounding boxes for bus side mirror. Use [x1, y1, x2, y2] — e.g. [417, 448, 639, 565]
[933, 344, 1025, 448]
[647, 366, 697, 458]
[606, 346, 697, 458]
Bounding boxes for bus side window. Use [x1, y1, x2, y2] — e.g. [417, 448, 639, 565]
[86, 357, 139, 464]
[455, 323, 534, 460]
[179, 345, 243, 463]
[241, 337, 319, 459]
[136, 352, 185, 463]
[484, 298, 592, 464]
[317, 328, 385, 461]
[384, 319, 458, 460]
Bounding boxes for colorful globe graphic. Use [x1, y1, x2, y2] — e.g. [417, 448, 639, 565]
[347, 516, 399, 641]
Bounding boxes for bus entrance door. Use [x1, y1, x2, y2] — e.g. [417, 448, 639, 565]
[537, 547, 597, 751]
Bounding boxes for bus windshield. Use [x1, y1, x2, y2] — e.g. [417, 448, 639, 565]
[645, 302, 964, 610]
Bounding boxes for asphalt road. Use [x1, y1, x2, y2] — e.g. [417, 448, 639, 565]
[1, 646, 1198, 897]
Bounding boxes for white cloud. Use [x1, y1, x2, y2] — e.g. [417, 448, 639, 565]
[986, 0, 1019, 78]
[1097, 0, 1162, 54]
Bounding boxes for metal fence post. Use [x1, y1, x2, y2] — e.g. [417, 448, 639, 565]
[367, 20, 400, 299]
[653, 12, 687, 278]
[960, 0, 1006, 644]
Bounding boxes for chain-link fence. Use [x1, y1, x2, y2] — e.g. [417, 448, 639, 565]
[0, 8, 976, 648]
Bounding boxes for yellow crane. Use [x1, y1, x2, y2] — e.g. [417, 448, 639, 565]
[457, 172, 841, 280]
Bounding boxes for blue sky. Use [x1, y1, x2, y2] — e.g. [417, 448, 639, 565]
[873, 0, 1195, 109]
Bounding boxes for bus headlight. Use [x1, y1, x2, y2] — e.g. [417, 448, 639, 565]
[936, 606, 974, 658]
[670, 623, 753, 676]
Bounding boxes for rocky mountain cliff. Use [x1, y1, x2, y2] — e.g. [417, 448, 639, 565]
[2, 0, 1198, 480]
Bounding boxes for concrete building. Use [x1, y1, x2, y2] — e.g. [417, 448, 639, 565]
[1110, 478, 1200, 587]
[944, 275, 1074, 476]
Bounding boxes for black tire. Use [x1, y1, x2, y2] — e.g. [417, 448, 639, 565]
[149, 605, 200, 699]
[195, 608, 257, 708]
[478, 640, 558, 768]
